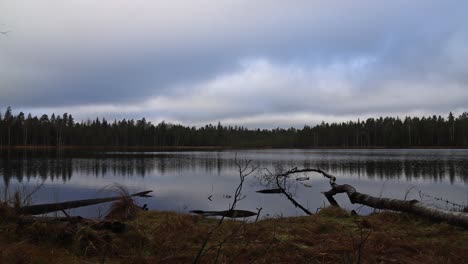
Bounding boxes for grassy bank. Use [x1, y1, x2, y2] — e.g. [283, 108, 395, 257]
[1, 206, 467, 264]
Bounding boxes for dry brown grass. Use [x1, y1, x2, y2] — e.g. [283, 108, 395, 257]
[0, 202, 16, 220]
[104, 185, 139, 221]
[1, 207, 467, 263]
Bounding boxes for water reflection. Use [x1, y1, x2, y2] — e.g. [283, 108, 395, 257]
[1, 149, 467, 218]
[1, 150, 467, 184]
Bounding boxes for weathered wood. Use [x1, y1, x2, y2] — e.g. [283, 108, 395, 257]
[18, 190, 153, 215]
[322, 177, 468, 228]
[261, 167, 468, 228]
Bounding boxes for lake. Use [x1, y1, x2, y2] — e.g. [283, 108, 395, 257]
[1, 149, 467, 219]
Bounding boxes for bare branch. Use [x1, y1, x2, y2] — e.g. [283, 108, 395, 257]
[22, 181, 46, 205]
[257, 167, 320, 215]
[193, 155, 257, 263]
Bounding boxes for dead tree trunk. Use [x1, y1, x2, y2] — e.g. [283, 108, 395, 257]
[259, 167, 468, 228]
[18, 190, 152, 215]
[320, 172, 468, 228]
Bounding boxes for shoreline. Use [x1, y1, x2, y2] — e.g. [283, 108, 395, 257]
[1, 207, 467, 263]
[1, 145, 467, 151]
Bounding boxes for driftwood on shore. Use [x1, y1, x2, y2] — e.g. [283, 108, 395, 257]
[258, 168, 468, 228]
[17, 190, 153, 215]
[320, 174, 468, 228]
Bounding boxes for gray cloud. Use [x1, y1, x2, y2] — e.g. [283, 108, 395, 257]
[1, 1, 467, 127]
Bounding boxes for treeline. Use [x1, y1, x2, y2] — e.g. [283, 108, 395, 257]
[0, 106, 467, 148]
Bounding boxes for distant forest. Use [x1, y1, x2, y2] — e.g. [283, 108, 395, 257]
[0, 106, 467, 148]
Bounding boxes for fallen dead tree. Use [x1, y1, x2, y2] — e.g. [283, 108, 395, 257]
[5, 190, 154, 235]
[319, 171, 468, 228]
[17, 190, 153, 215]
[258, 167, 468, 228]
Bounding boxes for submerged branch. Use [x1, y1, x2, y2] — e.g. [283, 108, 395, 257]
[259, 168, 319, 215]
[18, 190, 153, 215]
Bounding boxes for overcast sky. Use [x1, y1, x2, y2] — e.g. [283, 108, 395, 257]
[1, 1, 467, 128]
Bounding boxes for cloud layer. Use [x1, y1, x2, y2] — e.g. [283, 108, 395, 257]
[1, 1, 467, 127]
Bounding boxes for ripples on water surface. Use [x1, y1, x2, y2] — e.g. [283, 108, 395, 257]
[1, 149, 467, 218]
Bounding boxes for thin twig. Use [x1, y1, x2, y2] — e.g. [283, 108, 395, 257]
[193, 154, 256, 263]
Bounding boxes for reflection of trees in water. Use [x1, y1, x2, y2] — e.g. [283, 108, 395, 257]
[305, 159, 468, 183]
[0, 153, 232, 185]
[0, 156, 154, 185]
[242, 159, 467, 184]
[1, 155, 73, 185]
[1, 151, 467, 184]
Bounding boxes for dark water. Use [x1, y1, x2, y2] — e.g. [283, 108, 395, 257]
[1, 149, 467, 219]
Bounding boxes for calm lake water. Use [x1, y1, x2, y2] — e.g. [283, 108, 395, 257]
[1, 149, 467, 219]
